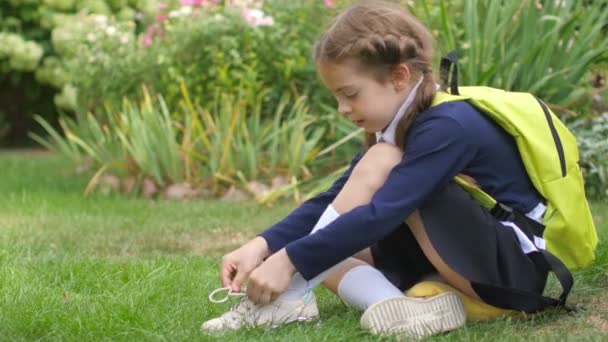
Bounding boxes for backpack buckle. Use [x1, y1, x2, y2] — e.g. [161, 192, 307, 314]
[491, 202, 515, 221]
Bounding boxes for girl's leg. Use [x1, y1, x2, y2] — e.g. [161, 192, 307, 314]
[401, 182, 550, 313]
[318, 143, 483, 307]
[331, 143, 404, 214]
[320, 143, 402, 293]
[406, 210, 481, 300]
[278, 143, 406, 309]
[321, 249, 375, 292]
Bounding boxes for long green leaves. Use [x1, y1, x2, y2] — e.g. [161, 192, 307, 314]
[112, 87, 184, 186]
[420, 0, 608, 108]
[180, 83, 338, 200]
[31, 80, 358, 203]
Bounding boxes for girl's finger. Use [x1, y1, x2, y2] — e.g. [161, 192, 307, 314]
[269, 288, 280, 304]
[232, 267, 249, 293]
[220, 262, 235, 288]
[246, 279, 259, 303]
[258, 288, 272, 305]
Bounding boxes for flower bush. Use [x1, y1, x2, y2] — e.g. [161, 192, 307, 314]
[52, 13, 138, 111]
[22, 0, 358, 203]
[66, 0, 337, 119]
[0, 33, 44, 72]
[19, 0, 608, 204]
[0, 0, 178, 145]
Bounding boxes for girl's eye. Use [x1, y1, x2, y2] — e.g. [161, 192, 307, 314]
[345, 91, 358, 99]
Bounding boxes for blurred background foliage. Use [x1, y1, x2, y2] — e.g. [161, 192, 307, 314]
[2, 0, 608, 202]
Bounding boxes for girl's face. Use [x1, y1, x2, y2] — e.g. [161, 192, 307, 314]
[317, 59, 411, 133]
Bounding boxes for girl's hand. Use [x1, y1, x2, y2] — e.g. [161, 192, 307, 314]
[221, 237, 270, 293]
[246, 248, 296, 305]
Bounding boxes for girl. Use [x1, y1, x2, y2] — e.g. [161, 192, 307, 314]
[202, 0, 559, 338]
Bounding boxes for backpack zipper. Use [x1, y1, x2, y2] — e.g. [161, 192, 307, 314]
[535, 97, 567, 177]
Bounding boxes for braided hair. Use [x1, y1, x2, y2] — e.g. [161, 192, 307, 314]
[314, 0, 437, 150]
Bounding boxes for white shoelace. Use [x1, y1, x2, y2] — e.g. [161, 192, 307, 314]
[209, 287, 246, 303]
[208, 286, 314, 304]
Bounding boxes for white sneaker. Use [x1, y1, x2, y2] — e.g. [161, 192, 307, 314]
[360, 292, 466, 339]
[201, 289, 319, 333]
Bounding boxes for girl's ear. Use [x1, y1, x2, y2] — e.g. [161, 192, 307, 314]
[391, 63, 411, 91]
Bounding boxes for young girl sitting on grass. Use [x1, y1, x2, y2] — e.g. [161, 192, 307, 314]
[201, 0, 591, 338]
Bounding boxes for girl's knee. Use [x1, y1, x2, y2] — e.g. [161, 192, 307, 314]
[350, 143, 402, 186]
[366, 143, 403, 163]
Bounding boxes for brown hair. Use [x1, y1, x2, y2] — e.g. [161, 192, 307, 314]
[314, 0, 437, 150]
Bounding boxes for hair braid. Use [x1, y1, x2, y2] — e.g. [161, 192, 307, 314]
[315, 0, 437, 151]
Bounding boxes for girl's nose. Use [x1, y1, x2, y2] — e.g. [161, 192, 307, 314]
[337, 100, 351, 115]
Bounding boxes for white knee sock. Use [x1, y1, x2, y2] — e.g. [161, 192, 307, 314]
[310, 204, 340, 234]
[337, 265, 404, 311]
[277, 205, 341, 300]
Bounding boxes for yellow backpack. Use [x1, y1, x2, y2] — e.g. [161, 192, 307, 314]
[435, 52, 598, 308]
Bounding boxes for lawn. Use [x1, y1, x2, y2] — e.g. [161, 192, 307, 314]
[1, 152, 607, 341]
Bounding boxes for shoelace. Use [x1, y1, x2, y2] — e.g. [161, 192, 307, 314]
[208, 287, 247, 304]
[208, 287, 256, 326]
[209, 286, 315, 304]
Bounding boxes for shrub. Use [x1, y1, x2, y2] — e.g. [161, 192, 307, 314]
[0, 0, 173, 145]
[67, 0, 336, 118]
[0, 110, 8, 140]
[569, 113, 608, 200]
[414, 0, 608, 111]
[30, 83, 359, 203]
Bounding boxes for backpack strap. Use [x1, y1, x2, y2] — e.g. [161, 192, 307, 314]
[440, 50, 460, 95]
[511, 208, 575, 310]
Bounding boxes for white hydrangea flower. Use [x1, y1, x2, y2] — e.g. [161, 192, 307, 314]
[105, 26, 117, 36]
[10, 40, 44, 71]
[120, 34, 130, 44]
[86, 33, 97, 42]
[180, 6, 193, 15]
[94, 15, 108, 24]
[54, 83, 78, 112]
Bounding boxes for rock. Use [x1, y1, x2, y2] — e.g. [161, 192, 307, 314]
[271, 175, 289, 189]
[246, 181, 270, 200]
[221, 186, 248, 201]
[142, 177, 158, 198]
[163, 182, 197, 201]
[122, 176, 136, 194]
[193, 187, 213, 199]
[100, 174, 120, 192]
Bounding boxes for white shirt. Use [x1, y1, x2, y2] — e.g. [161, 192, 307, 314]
[375, 77, 424, 145]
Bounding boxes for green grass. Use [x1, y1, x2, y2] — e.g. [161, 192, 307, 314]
[0, 152, 607, 341]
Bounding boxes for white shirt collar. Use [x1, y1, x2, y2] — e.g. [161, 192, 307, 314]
[376, 77, 424, 145]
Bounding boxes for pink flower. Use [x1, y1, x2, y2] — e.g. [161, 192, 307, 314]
[324, 0, 334, 7]
[180, 0, 220, 6]
[181, 0, 203, 6]
[141, 25, 164, 47]
[241, 8, 274, 27]
[142, 34, 154, 47]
